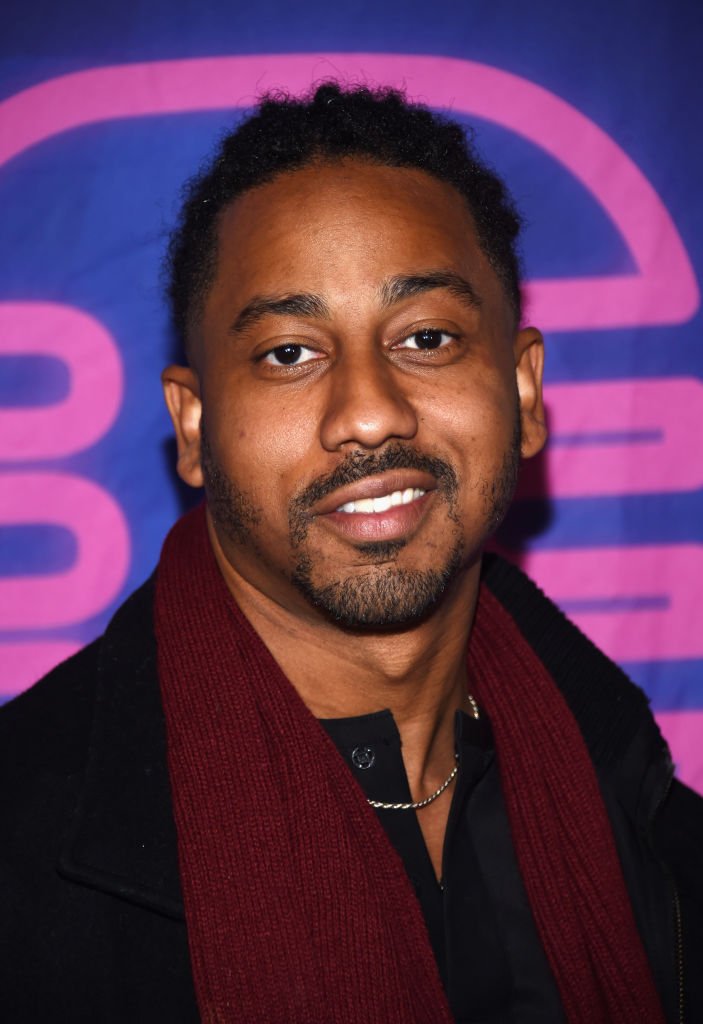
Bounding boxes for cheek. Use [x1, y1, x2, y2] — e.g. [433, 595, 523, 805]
[208, 390, 318, 505]
[422, 372, 516, 472]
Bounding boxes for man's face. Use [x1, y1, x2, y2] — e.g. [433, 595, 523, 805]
[164, 159, 545, 628]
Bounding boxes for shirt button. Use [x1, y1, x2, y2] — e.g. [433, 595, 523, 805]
[351, 746, 376, 770]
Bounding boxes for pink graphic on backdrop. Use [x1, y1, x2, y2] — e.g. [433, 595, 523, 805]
[0, 641, 81, 697]
[0, 301, 128, 686]
[0, 55, 700, 787]
[0, 473, 129, 629]
[0, 303, 123, 459]
[0, 53, 698, 330]
[519, 377, 703, 498]
[517, 544, 703, 662]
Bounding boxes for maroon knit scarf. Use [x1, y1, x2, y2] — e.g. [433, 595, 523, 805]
[154, 506, 665, 1024]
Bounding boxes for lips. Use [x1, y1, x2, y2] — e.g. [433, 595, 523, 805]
[311, 470, 438, 544]
[311, 470, 438, 517]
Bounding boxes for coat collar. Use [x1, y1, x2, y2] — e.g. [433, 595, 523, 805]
[58, 576, 185, 919]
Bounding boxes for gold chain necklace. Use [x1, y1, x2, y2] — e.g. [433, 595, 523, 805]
[366, 693, 479, 812]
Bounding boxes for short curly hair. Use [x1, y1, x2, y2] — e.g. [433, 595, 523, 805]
[167, 82, 523, 352]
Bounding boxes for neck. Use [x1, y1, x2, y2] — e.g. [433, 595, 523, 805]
[205, 513, 481, 799]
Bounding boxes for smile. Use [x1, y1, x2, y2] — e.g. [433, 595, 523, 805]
[336, 488, 426, 515]
[306, 469, 439, 544]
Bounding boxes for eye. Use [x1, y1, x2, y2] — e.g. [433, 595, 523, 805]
[263, 343, 320, 366]
[396, 328, 456, 351]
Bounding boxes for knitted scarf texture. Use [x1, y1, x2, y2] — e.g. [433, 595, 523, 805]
[154, 505, 665, 1024]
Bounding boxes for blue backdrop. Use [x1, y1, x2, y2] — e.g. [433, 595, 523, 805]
[1, 1, 702, 788]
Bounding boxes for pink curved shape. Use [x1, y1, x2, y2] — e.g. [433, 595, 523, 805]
[0, 472, 130, 628]
[0, 303, 123, 459]
[0, 640, 80, 697]
[517, 544, 703, 662]
[0, 54, 697, 331]
[518, 376, 703, 498]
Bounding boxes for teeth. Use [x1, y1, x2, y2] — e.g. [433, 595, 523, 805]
[355, 498, 375, 514]
[373, 494, 393, 513]
[336, 488, 426, 514]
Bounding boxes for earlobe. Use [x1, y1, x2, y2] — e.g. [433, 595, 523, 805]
[161, 365, 205, 488]
[514, 327, 547, 459]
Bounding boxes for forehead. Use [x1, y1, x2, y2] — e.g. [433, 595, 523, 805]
[204, 159, 507, 325]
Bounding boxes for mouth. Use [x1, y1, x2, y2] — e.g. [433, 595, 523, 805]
[311, 471, 438, 544]
[336, 486, 426, 515]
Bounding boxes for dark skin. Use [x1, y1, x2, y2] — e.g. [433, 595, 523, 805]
[163, 159, 546, 877]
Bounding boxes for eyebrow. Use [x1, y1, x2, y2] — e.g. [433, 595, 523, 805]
[230, 293, 330, 335]
[379, 270, 482, 311]
[229, 269, 481, 335]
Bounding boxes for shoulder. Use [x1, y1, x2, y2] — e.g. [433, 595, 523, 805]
[0, 641, 101, 784]
[483, 553, 703, 1010]
[0, 577, 156, 799]
[0, 640, 105, 923]
[482, 551, 703, 859]
[656, 778, 703, 1011]
[655, 777, 703, 888]
[0, 575, 159, 902]
[481, 552, 656, 768]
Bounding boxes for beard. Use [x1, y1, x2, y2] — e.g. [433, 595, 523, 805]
[290, 547, 465, 629]
[287, 444, 464, 629]
[201, 423, 262, 546]
[200, 409, 521, 631]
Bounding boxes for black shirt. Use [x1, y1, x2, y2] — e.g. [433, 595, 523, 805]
[320, 709, 565, 1024]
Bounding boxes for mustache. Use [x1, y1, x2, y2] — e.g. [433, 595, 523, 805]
[290, 443, 459, 515]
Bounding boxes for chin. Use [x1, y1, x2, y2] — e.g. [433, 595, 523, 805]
[290, 541, 466, 631]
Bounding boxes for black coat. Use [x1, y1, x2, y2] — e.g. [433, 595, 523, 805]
[1, 557, 702, 1023]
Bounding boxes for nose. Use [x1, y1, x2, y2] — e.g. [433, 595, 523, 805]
[319, 350, 418, 452]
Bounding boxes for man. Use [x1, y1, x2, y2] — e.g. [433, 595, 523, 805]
[1, 83, 701, 1023]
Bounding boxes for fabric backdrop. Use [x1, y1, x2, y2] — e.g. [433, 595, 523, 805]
[1, 2, 702, 792]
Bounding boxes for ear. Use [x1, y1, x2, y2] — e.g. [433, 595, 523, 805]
[161, 365, 204, 488]
[514, 327, 547, 459]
